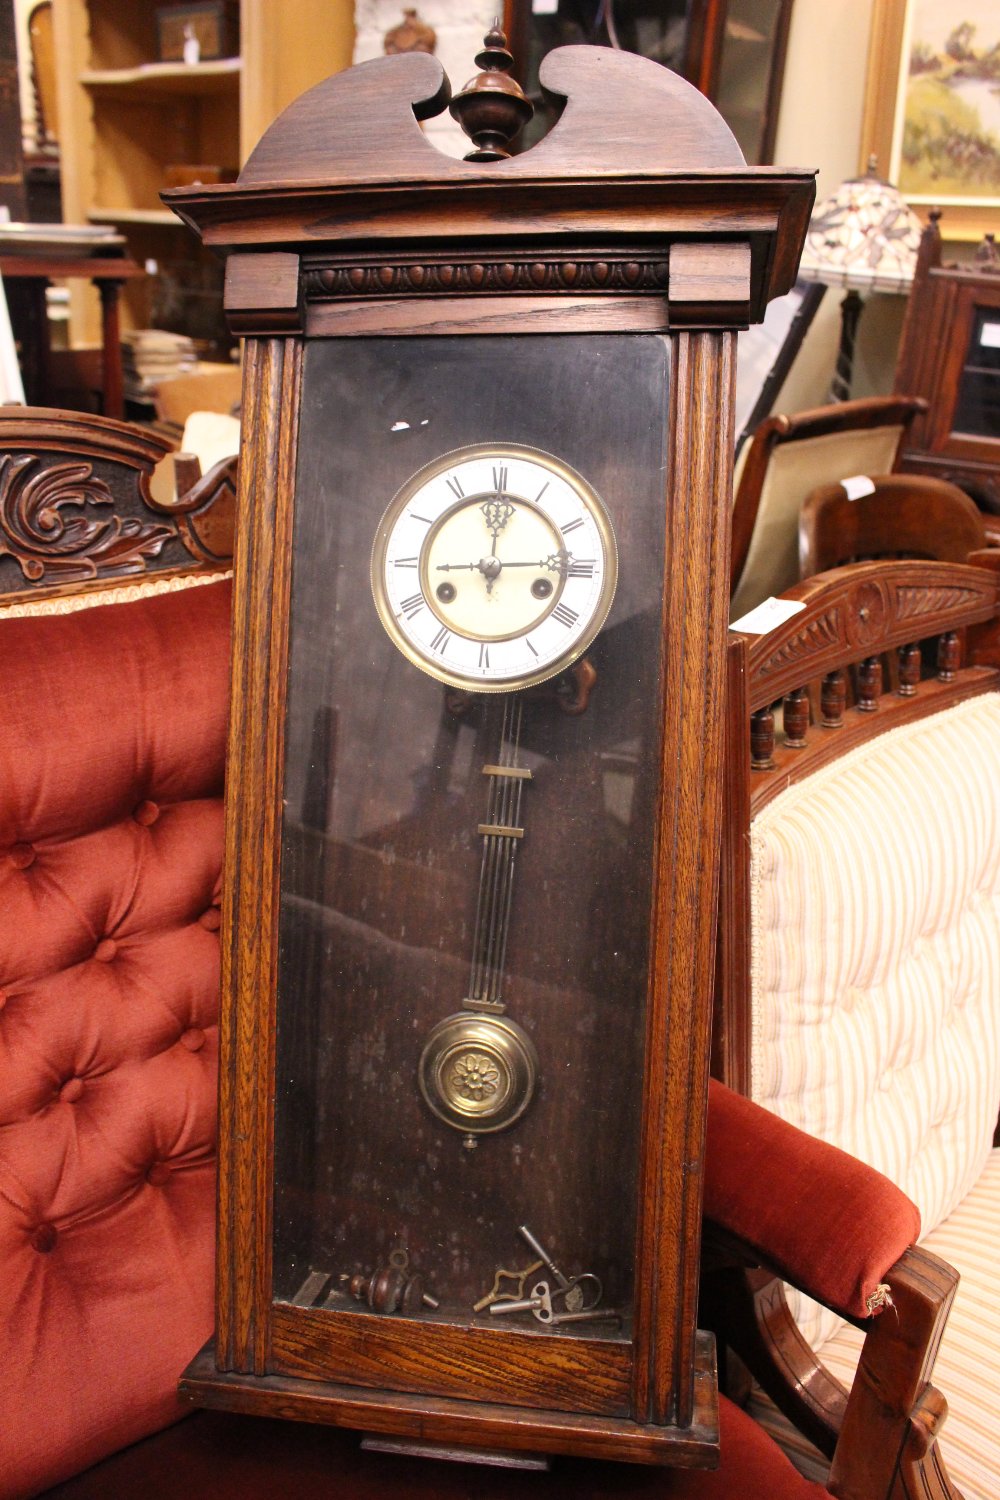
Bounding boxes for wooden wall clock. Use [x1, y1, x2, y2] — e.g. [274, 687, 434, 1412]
[167, 32, 812, 1470]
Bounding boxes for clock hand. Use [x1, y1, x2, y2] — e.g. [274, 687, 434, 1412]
[480, 495, 515, 541]
[434, 551, 572, 595]
[435, 555, 505, 593]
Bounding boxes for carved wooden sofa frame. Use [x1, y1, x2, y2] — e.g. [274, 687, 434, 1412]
[714, 553, 1000, 1499]
[0, 407, 235, 595]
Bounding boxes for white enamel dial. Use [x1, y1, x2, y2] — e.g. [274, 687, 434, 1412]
[371, 444, 618, 691]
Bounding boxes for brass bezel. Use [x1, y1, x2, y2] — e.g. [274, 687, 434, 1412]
[370, 442, 618, 693]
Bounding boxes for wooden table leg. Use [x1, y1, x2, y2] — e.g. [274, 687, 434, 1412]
[5, 276, 49, 404]
[97, 278, 124, 419]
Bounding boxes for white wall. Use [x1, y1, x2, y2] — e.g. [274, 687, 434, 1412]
[353, 0, 493, 157]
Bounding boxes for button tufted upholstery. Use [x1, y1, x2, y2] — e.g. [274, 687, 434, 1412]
[0, 578, 231, 1500]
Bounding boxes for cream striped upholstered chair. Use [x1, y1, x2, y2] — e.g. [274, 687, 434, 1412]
[714, 553, 1000, 1500]
[729, 396, 926, 620]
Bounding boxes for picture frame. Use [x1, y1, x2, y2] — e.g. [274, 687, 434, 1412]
[861, 0, 1000, 241]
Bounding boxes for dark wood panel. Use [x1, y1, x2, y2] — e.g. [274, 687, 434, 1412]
[305, 294, 674, 337]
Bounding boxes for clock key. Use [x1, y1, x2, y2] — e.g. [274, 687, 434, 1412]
[516, 1224, 571, 1291]
[488, 1280, 554, 1320]
[472, 1259, 544, 1314]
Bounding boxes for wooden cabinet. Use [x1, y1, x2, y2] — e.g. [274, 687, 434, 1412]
[895, 214, 1000, 514]
[52, 0, 353, 343]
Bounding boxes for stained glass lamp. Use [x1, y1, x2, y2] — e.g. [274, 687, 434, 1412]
[798, 161, 923, 400]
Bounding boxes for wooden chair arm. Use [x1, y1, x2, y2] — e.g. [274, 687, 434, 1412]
[701, 1244, 962, 1500]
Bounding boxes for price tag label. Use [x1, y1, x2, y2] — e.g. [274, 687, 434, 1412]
[841, 474, 876, 500]
[730, 596, 807, 636]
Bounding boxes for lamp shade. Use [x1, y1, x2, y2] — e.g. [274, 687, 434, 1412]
[798, 165, 923, 293]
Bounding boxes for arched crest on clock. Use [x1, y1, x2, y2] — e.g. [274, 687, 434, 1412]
[228, 41, 746, 187]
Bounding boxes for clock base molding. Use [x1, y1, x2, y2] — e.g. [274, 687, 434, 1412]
[179, 1336, 721, 1470]
[360, 1434, 551, 1469]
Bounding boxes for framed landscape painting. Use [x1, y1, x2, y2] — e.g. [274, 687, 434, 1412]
[863, 0, 1000, 240]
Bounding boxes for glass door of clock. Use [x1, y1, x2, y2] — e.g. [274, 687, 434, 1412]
[269, 334, 671, 1379]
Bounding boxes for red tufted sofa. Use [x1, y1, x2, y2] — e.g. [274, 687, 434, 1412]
[0, 576, 232, 1499]
[0, 412, 968, 1500]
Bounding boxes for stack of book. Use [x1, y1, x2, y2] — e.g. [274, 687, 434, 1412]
[121, 329, 199, 401]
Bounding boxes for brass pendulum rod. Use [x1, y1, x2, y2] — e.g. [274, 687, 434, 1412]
[464, 696, 531, 1014]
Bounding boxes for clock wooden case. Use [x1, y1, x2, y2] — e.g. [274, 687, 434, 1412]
[166, 37, 812, 1469]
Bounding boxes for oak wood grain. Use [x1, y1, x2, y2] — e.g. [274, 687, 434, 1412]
[182, 1335, 720, 1468]
[632, 332, 736, 1430]
[216, 336, 301, 1374]
[270, 1304, 631, 1414]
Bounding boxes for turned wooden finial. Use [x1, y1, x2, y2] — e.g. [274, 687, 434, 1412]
[858, 655, 882, 712]
[449, 23, 533, 162]
[897, 643, 920, 696]
[750, 705, 775, 771]
[782, 686, 809, 749]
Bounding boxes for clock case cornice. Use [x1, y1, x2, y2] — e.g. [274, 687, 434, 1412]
[164, 46, 815, 335]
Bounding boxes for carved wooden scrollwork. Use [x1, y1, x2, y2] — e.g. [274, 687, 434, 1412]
[896, 583, 987, 622]
[846, 579, 887, 650]
[0, 452, 175, 584]
[756, 610, 840, 680]
[743, 561, 999, 711]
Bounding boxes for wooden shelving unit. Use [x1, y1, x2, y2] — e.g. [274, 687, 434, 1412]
[52, 0, 353, 346]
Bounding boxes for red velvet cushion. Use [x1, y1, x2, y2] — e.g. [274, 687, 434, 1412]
[40, 1401, 828, 1499]
[0, 580, 231, 1500]
[704, 1079, 921, 1320]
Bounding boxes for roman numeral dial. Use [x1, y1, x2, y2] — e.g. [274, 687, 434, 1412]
[371, 443, 618, 692]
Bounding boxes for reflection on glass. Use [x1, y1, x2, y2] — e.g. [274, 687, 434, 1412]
[270, 334, 670, 1346]
[954, 308, 1000, 438]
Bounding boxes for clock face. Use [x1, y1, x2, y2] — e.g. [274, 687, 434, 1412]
[370, 443, 618, 691]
